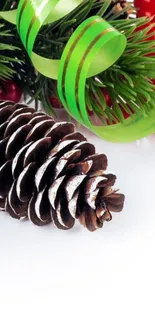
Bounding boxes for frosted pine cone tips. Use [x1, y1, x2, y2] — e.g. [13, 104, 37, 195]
[0, 101, 125, 232]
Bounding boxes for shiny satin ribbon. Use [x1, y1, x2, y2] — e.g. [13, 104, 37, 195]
[1, 0, 154, 142]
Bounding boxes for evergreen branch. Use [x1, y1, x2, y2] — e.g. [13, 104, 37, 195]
[0, 23, 21, 80]
[1, 0, 154, 125]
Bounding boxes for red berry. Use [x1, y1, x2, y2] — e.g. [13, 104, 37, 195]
[119, 105, 131, 119]
[87, 88, 112, 117]
[134, 0, 155, 17]
[49, 96, 63, 109]
[87, 108, 94, 116]
[0, 80, 22, 102]
[101, 88, 112, 107]
[134, 1, 155, 56]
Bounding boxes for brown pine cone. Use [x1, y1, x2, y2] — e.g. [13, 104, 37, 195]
[112, 0, 133, 15]
[96, 0, 133, 18]
[0, 100, 125, 232]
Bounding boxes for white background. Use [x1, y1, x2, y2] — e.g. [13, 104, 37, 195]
[0, 124, 155, 324]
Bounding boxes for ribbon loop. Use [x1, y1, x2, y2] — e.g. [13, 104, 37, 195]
[58, 16, 127, 129]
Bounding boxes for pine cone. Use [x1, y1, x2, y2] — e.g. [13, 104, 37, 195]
[0, 100, 125, 231]
[95, 0, 133, 19]
[112, 1, 133, 16]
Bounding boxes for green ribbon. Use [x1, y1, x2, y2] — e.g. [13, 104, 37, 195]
[1, 0, 155, 142]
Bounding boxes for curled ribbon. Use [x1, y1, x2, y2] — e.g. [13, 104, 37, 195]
[1, 0, 155, 142]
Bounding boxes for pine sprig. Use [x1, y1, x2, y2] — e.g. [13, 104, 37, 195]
[0, 23, 21, 80]
[90, 16, 155, 123]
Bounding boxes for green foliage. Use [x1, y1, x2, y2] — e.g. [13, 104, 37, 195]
[0, 0, 155, 125]
[88, 16, 155, 124]
[0, 23, 20, 80]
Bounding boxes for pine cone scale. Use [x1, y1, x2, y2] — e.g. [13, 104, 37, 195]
[0, 197, 5, 211]
[84, 154, 108, 172]
[0, 137, 8, 166]
[48, 139, 79, 160]
[28, 193, 51, 226]
[25, 119, 55, 143]
[23, 137, 51, 167]
[7, 180, 28, 217]
[12, 142, 33, 179]
[0, 121, 8, 139]
[0, 160, 13, 197]
[8, 107, 35, 121]
[5, 124, 32, 160]
[48, 175, 66, 210]
[54, 149, 81, 179]
[68, 190, 79, 219]
[0, 104, 16, 124]
[35, 187, 51, 222]
[16, 162, 37, 202]
[52, 196, 75, 230]
[4, 112, 33, 138]
[66, 160, 93, 176]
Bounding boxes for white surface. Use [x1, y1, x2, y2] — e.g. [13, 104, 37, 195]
[0, 127, 155, 324]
